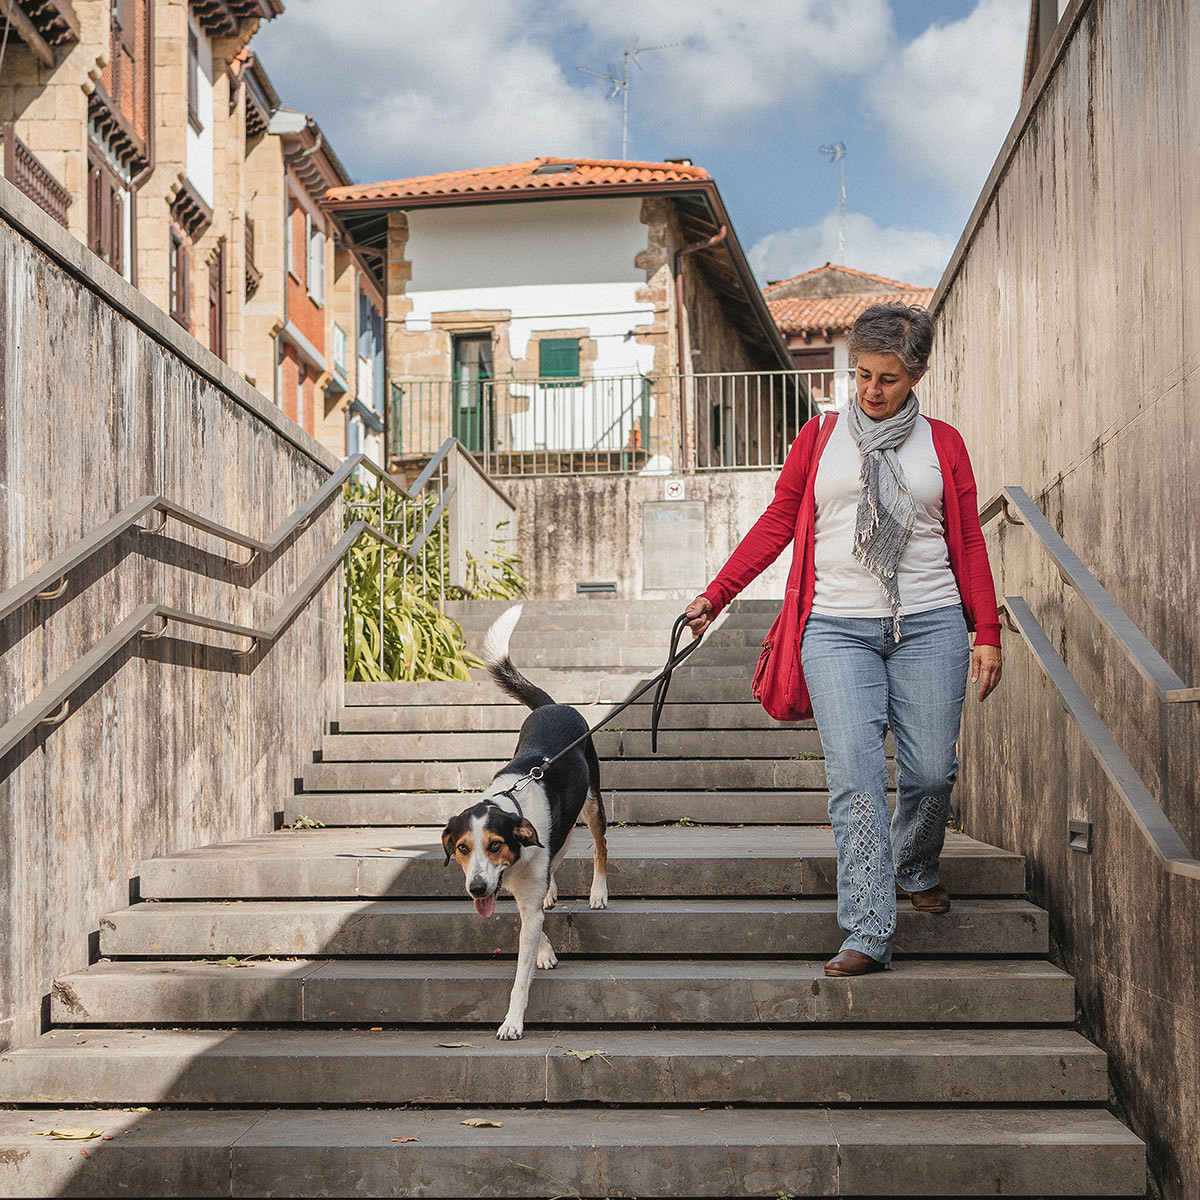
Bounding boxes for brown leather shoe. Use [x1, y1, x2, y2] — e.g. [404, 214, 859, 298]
[908, 884, 951, 913]
[823, 949, 888, 977]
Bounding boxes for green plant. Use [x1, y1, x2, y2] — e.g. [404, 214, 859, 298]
[343, 479, 475, 682]
[343, 480, 526, 681]
[286, 815, 324, 830]
[465, 521, 528, 600]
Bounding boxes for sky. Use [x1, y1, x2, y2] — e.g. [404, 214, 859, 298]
[251, 0, 1030, 288]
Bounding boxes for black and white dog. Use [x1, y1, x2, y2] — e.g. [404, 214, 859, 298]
[440, 604, 609, 1041]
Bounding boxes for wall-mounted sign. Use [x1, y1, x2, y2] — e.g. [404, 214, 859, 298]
[664, 479, 685, 501]
[643, 501, 706, 590]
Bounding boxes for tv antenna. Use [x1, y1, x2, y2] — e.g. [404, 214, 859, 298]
[579, 39, 678, 160]
[820, 141, 847, 260]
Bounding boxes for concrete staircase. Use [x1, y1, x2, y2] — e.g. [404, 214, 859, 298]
[0, 599, 1145, 1196]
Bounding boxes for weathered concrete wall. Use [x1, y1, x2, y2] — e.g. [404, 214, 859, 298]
[502, 471, 788, 604]
[0, 176, 343, 1051]
[923, 2, 1200, 1195]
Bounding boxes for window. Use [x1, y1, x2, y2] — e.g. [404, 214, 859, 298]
[208, 241, 226, 360]
[332, 324, 347, 374]
[539, 337, 581, 382]
[284, 201, 294, 277]
[87, 149, 125, 277]
[114, 0, 137, 56]
[306, 215, 326, 304]
[169, 225, 190, 329]
[187, 28, 201, 131]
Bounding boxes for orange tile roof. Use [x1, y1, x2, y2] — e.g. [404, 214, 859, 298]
[325, 157, 711, 206]
[768, 289, 935, 337]
[763, 262, 929, 294]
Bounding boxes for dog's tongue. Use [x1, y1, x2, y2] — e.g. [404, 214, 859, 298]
[473, 895, 496, 919]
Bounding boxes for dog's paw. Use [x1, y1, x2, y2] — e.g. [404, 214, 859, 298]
[542, 878, 558, 910]
[536, 937, 558, 970]
[589, 877, 609, 909]
[496, 1018, 524, 1041]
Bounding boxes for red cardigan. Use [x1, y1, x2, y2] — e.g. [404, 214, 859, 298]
[701, 412, 1002, 648]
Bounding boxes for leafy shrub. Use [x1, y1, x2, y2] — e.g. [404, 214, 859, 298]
[343, 480, 525, 681]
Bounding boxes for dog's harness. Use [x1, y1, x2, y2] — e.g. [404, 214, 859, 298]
[500, 612, 703, 797]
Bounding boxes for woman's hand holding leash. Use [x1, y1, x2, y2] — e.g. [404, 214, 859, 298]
[684, 595, 714, 639]
[972, 643, 1002, 701]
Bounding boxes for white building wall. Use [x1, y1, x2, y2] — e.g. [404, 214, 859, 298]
[404, 198, 656, 378]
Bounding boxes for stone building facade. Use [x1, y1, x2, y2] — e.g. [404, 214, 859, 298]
[0, 1, 383, 463]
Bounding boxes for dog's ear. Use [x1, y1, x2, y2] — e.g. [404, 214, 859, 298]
[513, 819, 543, 848]
[441, 818, 463, 866]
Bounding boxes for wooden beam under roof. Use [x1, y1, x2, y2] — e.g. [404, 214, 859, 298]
[0, 0, 55, 66]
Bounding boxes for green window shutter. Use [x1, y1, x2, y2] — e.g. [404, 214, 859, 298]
[539, 338, 580, 379]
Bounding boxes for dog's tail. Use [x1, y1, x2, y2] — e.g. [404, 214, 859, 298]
[482, 603, 556, 711]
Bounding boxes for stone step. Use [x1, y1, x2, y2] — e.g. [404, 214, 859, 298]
[49, 958, 1076, 1028]
[0, 1028, 1109, 1107]
[301, 757, 842, 792]
[136, 828, 1022, 900]
[0, 1105, 1145, 1198]
[320, 728, 827, 761]
[335, 701, 794, 733]
[444, 596, 778, 622]
[98, 898, 1050, 959]
[456, 626, 769, 650]
[282, 788, 859, 828]
[343, 676, 764, 705]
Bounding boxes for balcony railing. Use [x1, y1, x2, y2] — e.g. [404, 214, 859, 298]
[1, 124, 70, 229]
[388, 370, 841, 478]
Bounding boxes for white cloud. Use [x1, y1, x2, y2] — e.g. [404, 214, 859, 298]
[865, 0, 1028, 204]
[561, 0, 893, 142]
[749, 209, 958, 288]
[251, 0, 897, 177]
[250, 0, 611, 176]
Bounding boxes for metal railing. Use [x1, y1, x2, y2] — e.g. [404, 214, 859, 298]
[389, 369, 835, 477]
[0, 438, 504, 766]
[982, 485, 1200, 879]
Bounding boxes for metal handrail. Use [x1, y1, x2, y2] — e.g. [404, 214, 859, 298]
[1001, 598, 1200, 880]
[981, 486, 1200, 703]
[0, 441, 458, 626]
[0, 438, 465, 765]
[982, 486, 1200, 880]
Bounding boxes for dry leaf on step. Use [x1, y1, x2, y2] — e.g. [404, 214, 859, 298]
[561, 1048, 612, 1064]
[461, 1118, 503, 1128]
[35, 1129, 102, 1140]
[389, 1136, 420, 1143]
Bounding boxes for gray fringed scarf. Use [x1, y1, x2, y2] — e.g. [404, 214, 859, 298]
[848, 391, 919, 641]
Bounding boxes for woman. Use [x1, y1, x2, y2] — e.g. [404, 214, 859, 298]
[684, 303, 1002, 977]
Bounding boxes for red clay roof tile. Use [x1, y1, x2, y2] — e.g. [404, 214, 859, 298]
[325, 157, 711, 205]
[763, 263, 929, 294]
[767, 289, 935, 336]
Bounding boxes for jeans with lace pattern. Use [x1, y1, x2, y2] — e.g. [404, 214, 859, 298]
[800, 605, 970, 965]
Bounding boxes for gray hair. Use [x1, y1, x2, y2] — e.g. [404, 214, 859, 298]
[846, 303, 933, 377]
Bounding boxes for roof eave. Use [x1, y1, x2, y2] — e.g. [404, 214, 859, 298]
[322, 177, 713, 214]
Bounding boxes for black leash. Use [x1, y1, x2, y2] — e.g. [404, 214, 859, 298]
[502, 612, 703, 796]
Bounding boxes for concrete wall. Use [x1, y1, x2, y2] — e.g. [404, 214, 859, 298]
[923, 2, 1200, 1195]
[0, 176, 343, 1051]
[503, 470, 788, 604]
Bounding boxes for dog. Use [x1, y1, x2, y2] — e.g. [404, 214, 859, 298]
[440, 604, 609, 1041]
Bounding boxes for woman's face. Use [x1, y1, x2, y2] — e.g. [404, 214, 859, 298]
[854, 352, 924, 421]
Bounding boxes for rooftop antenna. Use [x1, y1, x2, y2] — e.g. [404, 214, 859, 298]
[579, 39, 678, 160]
[819, 141, 847, 261]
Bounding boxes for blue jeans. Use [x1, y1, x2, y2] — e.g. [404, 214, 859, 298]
[800, 606, 969, 964]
